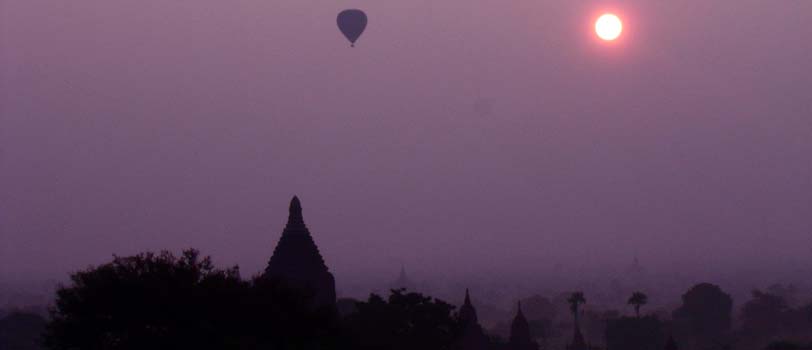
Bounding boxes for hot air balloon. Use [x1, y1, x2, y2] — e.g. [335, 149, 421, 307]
[337, 9, 367, 47]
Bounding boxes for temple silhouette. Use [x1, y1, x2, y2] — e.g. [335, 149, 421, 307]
[508, 302, 539, 350]
[260, 197, 593, 349]
[263, 196, 336, 307]
[454, 289, 490, 350]
[390, 265, 417, 291]
[263, 197, 543, 348]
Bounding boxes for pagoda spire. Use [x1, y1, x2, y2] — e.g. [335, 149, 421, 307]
[287, 195, 305, 227]
[459, 288, 479, 325]
[454, 289, 488, 350]
[517, 301, 524, 318]
[509, 301, 538, 350]
[392, 265, 416, 291]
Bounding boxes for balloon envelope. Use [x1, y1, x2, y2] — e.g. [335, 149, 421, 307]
[337, 9, 367, 47]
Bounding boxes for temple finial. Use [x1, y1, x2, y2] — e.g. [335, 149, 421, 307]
[288, 196, 304, 226]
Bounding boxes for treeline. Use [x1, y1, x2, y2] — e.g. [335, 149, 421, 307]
[40, 249, 467, 350]
[2, 249, 811, 350]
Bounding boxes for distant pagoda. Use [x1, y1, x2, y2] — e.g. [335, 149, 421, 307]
[508, 302, 539, 350]
[391, 265, 417, 291]
[454, 289, 490, 350]
[263, 196, 336, 308]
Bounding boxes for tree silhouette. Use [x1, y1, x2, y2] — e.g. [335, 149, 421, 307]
[605, 316, 665, 350]
[740, 289, 790, 341]
[43, 249, 342, 350]
[45, 249, 245, 350]
[672, 283, 733, 345]
[627, 292, 648, 318]
[0, 311, 47, 350]
[344, 289, 460, 350]
[567, 292, 586, 326]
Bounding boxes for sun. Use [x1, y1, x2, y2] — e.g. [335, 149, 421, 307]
[595, 14, 622, 41]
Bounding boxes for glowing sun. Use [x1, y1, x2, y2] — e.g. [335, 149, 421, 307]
[595, 14, 622, 41]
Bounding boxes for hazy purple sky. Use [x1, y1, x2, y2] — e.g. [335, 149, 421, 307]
[2, 0, 811, 288]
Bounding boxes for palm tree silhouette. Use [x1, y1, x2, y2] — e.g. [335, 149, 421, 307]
[567, 292, 586, 325]
[627, 291, 648, 318]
